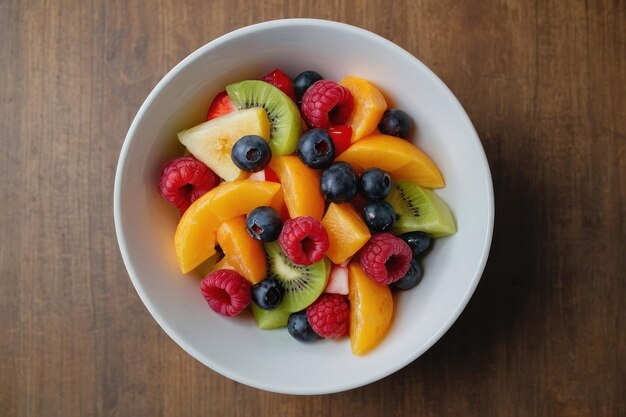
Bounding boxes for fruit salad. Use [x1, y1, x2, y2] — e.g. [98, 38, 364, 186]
[158, 69, 456, 355]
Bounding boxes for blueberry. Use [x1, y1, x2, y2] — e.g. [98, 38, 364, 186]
[391, 258, 423, 290]
[378, 109, 412, 139]
[362, 201, 396, 232]
[287, 311, 319, 342]
[252, 278, 285, 310]
[319, 161, 358, 203]
[246, 206, 283, 242]
[297, 128, 335, 169]
[231, 135, 271, 172]
[359, 168, 392, 200]
[399, 232, 431, 257]
[293, 70, 323, 103]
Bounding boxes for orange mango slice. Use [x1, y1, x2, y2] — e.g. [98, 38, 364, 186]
[216, 216, 267, 284]
[348, 262, 393, 355]
[174, 180, 283, 274]
[336, 134, 444, 188]
[339, 76, 387, 142]
[268, 155, 325, 220]
[321, 203, 370, 264]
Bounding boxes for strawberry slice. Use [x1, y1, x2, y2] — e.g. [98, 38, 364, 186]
[260, 68, 297, 102]
[206, 91, 236, 121]
[328, 125, 353, 156]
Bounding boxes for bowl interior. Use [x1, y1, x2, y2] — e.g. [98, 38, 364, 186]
[115, 19, 493, 395]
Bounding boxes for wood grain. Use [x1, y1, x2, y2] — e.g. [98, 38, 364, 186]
[1, 0, 624, 416]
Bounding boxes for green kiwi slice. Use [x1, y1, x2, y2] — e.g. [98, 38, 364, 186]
[386, 180, 457, 237]
[264, 242, 330, 312]
[226, 80, 301, 156]
[251, 303, 290, 329]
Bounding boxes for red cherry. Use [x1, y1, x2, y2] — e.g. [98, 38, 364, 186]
[328, 125, 353, 156]
[260, 68, 297, 102]
[264, 166, 281, 183]
[206, 91, 235, 121]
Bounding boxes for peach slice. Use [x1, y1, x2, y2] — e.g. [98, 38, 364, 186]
[174, 180, 283, 274]
[336, 134, 444, 188]
[321, 202, 370, 264]
[216, 216, 267, 284]
[348, 261, 393, 355]
[339, 76, 387, 142]
[268, 155, 325, 220]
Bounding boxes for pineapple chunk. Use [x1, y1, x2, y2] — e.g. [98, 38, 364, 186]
[178, 108, 270, 181]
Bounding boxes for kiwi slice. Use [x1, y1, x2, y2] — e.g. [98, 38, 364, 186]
[386, 180, 457, 237]
[264, 242, 330, 312]
[251, 303, 290, 329]
[226, 80, 301, 156]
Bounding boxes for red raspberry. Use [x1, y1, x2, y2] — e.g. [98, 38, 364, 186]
[301, 80, 354, 129]
[278, 216, 329, 266]
[200, 269, 251, 316]
[159, 156, 219, 215]
[360, 233, 412, 285]
[306, 294, 350, 338]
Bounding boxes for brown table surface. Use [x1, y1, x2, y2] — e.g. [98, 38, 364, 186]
[2, 0, 624, 416]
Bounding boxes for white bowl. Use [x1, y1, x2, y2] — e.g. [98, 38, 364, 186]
[114, 19, 494, 395]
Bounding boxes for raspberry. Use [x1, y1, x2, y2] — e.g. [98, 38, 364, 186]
[278, 216, 329, 266]
[159, 156, 219, 215]
[306, 294, 350, 338]
[200, 269, 251, 316]
[301, 80, 353, 129]
[360, 233, 412, 285]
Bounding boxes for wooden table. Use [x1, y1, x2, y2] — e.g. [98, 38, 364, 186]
[1, 1, 624, 415]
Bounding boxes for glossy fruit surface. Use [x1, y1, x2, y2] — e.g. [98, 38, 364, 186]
[269, 155, 325, 220]
[377, 109, 412, 139]
[296, 128, 335, 169]
[398, 231, 431, 257]
[174, 180, 283, 273]
[246, 206, 283, 242]
[319, 161, 358, 203]
[328, 125, 352, 156]
[287, 311, 320, 342]
[293, 70, 323, 102]
[361, 200, 396, 232]
[179, 107, 270, 181]
[321, 202, 370, 264]
[231, 135, 272, 172]
[260, 68, 297, 102]
[216, 216, 267, 284]
[358, 168, 392, 200]
[348, 262, 393, 355]
[336, 134, 444, 188]
[339, 76, 387, 141]
[251, 277, 285, 310]
[251, 303, 290, 329]
[206, 91, 236, 120]
[390, 258, 423, 291]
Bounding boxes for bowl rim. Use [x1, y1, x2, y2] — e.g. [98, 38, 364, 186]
[113, 18, 495, 395]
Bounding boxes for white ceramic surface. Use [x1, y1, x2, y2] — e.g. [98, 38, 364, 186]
[114, 19, 494, 395]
